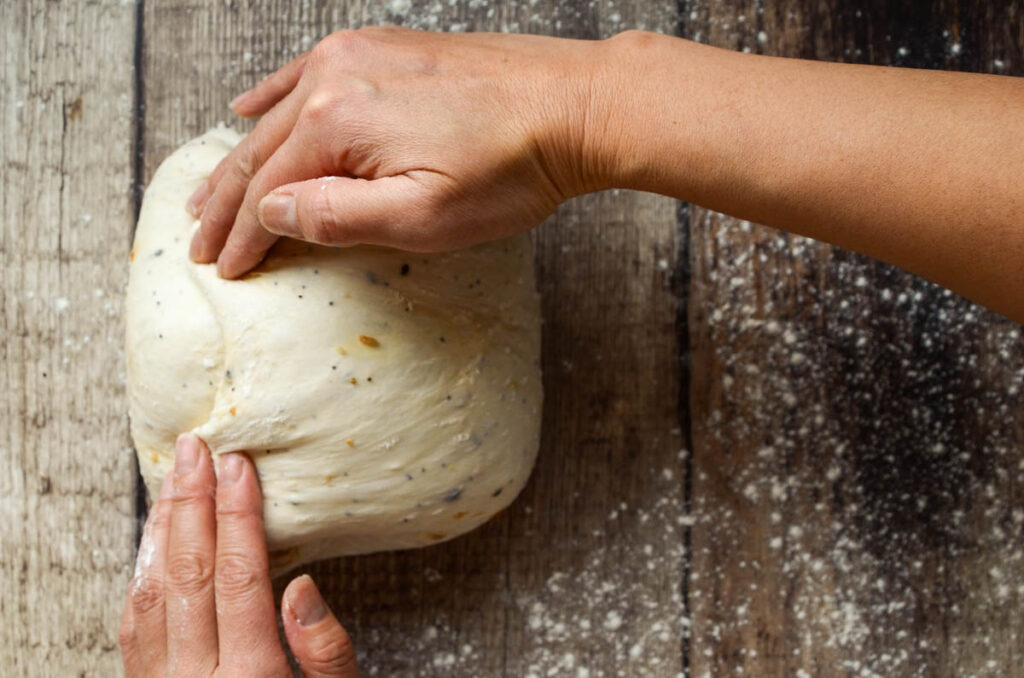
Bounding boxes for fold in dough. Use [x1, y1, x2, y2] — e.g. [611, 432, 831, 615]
[126, 128, 543, 575]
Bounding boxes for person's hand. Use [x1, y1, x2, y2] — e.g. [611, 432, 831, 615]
[187, 26, 615, 279]
[119, 434, 360, 677]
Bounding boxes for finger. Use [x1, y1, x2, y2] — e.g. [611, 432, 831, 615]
[283, 575, 361, 678]
[125, 472, 174, 672]
[165, 434, 219, 675]
[231, 52, 309, 118]
[119, 589, 140, 676]
[214, 453, 289, 673]
[214, 130, 332, 279]
[187, 89, 305, 263]
[118, 602, 141, 675]
[255, 174, 437, 251]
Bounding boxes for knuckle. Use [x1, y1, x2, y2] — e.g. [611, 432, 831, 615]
[305, 631, 358, 674]
[215, 552, 263, 598]
[234, 143, 264, 181]
[215, 501, 258, 521]
[300, 190, 342, 244]
[306, 44, 329, 70]
[166, 552, 213, 595]
[330, 29, 363, 51]
[310, 30, 351, 64]
[171, 485, 212, 511]
[309, 29, 378, 70]
[129, 576, 164, 616]
[300, 86, 341, 125]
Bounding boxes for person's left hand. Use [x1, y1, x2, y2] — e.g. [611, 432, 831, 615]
[119, 434, 361, 677]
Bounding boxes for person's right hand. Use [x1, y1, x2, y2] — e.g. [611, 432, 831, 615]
[119, 434, 360, 677]
[188, 27, 617, 279]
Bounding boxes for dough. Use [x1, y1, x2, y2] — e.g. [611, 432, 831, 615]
[126, 128, 542, 574]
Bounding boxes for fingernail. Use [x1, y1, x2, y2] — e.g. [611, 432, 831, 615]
[216, 254, 241, 281]
[175, 434, 200, 474]
[258, 191, 297, 236]
[229, 92, 248, 111]
[289, 575, 329, 627]
[219, 453, 244, 484]
[187, 181, 212, 218]
[189, 229, 206, 262]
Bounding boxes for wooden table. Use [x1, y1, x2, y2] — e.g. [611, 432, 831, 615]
[3, 1, 1022, 676]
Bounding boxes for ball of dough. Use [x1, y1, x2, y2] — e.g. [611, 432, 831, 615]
[126, 128, 542, 574]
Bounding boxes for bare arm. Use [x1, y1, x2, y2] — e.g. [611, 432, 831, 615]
[593, 32, 1024, 321]
[191, 28, 1024, 322]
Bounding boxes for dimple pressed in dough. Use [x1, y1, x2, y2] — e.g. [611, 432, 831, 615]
[126, 128, 543, 575]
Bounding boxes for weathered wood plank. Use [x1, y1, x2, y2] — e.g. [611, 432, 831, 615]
[141, 1, 686, 676]
[0, 0, 139, 675]
[7, 0, 1019, 675]
[684, 1, 1024, 677]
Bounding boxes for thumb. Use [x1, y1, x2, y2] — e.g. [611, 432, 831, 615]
[282, 574, 360, 678]
[257, 175, 434, 250]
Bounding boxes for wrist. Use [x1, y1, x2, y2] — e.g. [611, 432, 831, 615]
[530, 31, 706, 199]
[527, 32, 654, 200]
[577, 32, 743, 199]
[577, 30, 678, 195]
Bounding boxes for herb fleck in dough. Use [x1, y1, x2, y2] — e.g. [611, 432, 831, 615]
[126, 128, 543, 575]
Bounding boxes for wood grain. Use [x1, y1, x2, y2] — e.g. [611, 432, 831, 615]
[4, 0, 1023, 676]
[0, 1, 139, 675]
[141, 2, 685, 676]
[684, 1, 1024, 677]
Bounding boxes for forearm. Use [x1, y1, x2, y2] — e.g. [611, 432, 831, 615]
[590, 31, 1024, 322]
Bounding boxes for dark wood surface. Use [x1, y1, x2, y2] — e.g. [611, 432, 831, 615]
[684, 3, 1024, 676]
[2, 0, 1022, 675]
